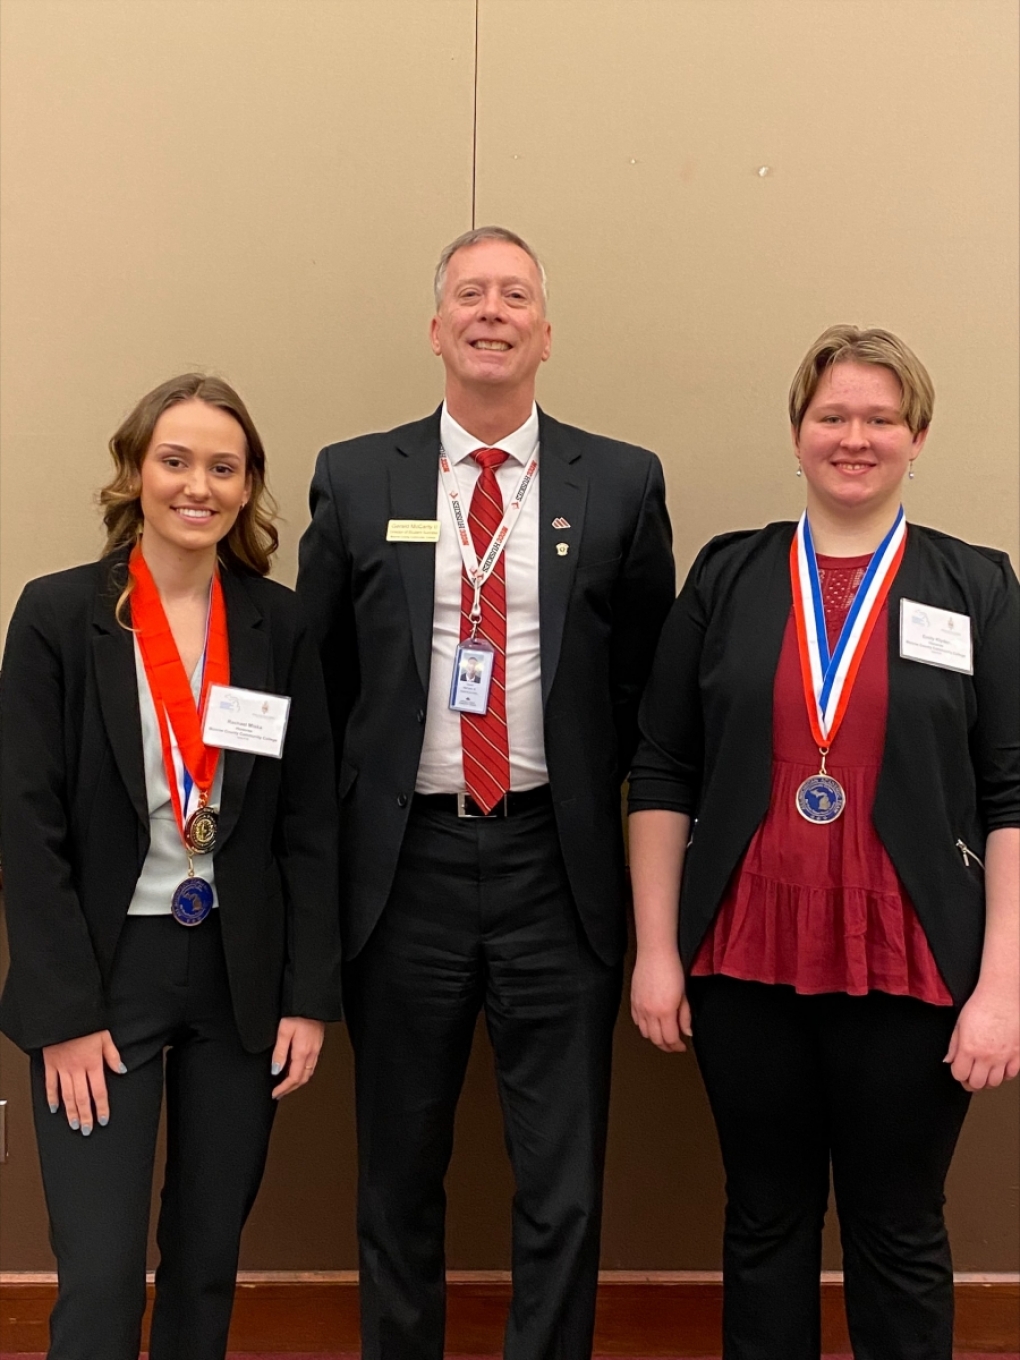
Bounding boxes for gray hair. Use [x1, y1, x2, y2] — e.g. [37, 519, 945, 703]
[433, 225, 548, 311]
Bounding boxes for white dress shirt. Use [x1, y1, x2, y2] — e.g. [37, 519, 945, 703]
[415, 402, 548, 793]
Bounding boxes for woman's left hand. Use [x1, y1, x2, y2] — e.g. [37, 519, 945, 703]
[270, 1017, 326, 1099]
[945, 988, 1020, 1092]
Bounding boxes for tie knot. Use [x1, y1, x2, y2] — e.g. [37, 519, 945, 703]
[471, 447, 510, 472]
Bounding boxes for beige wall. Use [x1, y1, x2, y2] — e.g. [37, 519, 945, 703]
[1, 0, 1017, 1273]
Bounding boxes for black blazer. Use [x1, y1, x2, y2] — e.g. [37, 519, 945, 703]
[628, 521, 1020, 1004]
[296, 406, 675, 966]
[0, 549, 343, 1053]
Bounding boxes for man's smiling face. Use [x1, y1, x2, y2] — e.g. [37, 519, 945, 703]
[430, 239, 551, 400]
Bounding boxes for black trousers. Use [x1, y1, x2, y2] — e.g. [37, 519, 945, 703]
[344, 800, 622, 1360]
[686, 976, 971, 1360]
[30, 913, 277, 1360]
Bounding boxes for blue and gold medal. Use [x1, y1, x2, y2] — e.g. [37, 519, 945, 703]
[171, 869, 214, 926]
[795, 764, 845, 824]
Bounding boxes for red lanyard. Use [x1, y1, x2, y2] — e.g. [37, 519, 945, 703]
[129, 545, 229, 841]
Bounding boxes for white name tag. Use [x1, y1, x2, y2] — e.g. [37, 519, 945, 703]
[202, 684, 292, 757]
[386, 519, 441, 543]
[899, 599, 973, 674]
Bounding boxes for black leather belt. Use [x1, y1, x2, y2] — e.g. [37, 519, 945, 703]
[413, 785, 552, 819]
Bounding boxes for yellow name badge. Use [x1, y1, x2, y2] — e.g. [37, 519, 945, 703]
[386, 519, 441, 543]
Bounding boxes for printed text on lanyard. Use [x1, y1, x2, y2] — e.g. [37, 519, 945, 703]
[438, 447, 540, 637]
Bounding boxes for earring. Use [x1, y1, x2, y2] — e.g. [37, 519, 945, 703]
[796, 464, 802, 477]
[908, 464, 915, 480]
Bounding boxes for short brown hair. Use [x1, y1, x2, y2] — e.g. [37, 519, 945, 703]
[788, 325, 934, 435]
[99, 372, 278, 574]
[433, 225, 547, 310]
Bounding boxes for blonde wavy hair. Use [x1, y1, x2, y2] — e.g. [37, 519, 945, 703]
[98, 374, 279, 622]
[788, 325, 935, 435]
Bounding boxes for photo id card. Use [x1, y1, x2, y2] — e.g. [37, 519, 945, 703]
[449, 641, 495, 714]
[899, 599, 973, 674]
[202, 684, 292, 758]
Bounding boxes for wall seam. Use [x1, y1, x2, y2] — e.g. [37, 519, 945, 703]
[471, 0, 480, 226]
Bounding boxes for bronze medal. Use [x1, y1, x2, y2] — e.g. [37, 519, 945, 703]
[184, 804, 219, 855]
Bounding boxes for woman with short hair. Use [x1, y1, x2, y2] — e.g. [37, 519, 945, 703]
[628, 326, 1019, 1359]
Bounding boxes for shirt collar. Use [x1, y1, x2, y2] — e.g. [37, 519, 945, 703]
[439, 402, 539, 467]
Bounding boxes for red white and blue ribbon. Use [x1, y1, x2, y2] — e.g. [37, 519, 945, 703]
[790, 507, 907, 750]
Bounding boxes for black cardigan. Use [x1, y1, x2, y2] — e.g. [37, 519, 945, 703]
[628, 521, 1020, 1005]
[0, 550, 343, 1052]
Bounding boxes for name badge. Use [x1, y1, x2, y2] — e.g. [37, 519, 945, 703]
[386, 519, 441, 543]
[449, 641, 495, 714]
[899, 598, 973, 674]
[202, 684, 292, 758]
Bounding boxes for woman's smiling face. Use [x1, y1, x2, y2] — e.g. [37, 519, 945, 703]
[139, 399, 249, 556]
[793, 361, 927, 518]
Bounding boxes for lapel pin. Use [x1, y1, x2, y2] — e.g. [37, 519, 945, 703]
[556, 542, 569, 557]
[552, 517, 570, 529]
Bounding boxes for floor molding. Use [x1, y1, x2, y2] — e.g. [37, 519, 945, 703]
[2, 1270, 1017, 1352]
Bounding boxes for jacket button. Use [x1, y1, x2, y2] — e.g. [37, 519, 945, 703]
[396, 793, 408, 808]
[416, 708, 425, 724]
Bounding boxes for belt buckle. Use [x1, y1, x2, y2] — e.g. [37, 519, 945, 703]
[456, 793, 508, 819]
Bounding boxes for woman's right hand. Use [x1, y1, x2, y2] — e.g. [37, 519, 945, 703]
[631, 947, 693, 1053]
[42, 1030, 125, 1136]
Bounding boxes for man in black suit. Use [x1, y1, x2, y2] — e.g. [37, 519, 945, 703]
[297, 226, 674, 1359]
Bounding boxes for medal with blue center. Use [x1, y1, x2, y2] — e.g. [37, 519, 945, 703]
[172, 851, 215, 926]
[790, 508, 907, 825]
[172, 768, 217, 924]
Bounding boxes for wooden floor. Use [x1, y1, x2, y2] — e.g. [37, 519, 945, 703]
[3, 1271, 1017, 1354]
[4, 1353, 1019, 1359]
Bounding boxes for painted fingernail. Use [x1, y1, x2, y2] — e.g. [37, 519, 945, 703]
[98, 1115, 109, 1127]
[117, 1063, 127, 1074]
[81, 1125, 92, 1137]
[271, 1061, 283, 1075]
[69, 1119, 80, 1131]
[48, 1102, 59, 1114]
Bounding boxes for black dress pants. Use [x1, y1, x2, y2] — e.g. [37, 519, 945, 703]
[30, 913, 277, 1360]
[687, 976, 971, 1360]
[344, 800, 623, 1360]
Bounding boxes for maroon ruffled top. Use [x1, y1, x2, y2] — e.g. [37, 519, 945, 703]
[691, 553, 953, 1004]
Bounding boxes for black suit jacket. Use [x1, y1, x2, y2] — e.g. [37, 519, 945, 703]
[629, 521, 1020, 1004]
[0, 550, 343, 1053]
[296, 406, 675, 965]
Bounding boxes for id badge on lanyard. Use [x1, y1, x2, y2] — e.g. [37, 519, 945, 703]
[439, 448, 539, 718]
[450, 639, 495, 713]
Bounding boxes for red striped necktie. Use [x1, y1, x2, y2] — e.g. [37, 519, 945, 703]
[460, 447, 511, 812]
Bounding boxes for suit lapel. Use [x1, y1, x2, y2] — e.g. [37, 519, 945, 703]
[92, 553, 148, 828]
[215, 569, 270, 850]
[391, 409, 441, 693]
[537, 411, 587, 705]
